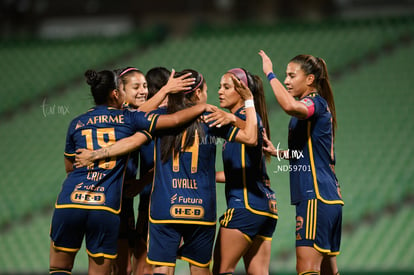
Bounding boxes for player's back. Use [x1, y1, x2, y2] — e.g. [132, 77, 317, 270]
[57, 105, 154, 214]
[150, 117, 219, 224]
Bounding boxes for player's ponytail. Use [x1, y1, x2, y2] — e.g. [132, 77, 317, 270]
[290, 55, 337, 138]
[85, 69, 118, 105]
[251, 74, 272, 161]
[160, 69, 206, 163]
[317, 57, 337, 138]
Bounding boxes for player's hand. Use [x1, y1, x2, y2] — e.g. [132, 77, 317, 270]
[262, 129, 277, 157]
[203, 108, 236, 128]
[124, 169, 154, 198]
[74, 148, 95, 168]
[163, 69, 195, 94]
[124, 179, 142, 198]
[204, 104, 218, 113]
[259, 50, 274, 76]
[231, 75, 253, 101]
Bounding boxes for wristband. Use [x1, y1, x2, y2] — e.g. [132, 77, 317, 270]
[267, 72, 276, 81]
[244, 99, 255, 108]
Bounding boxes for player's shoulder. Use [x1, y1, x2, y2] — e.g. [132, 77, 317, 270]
[301, 93, 327, 109]
[309, 93, 326, 105]
[121, 108, 148, 119]
[67, 106, 96, 129]
[151, 106, 168, 115]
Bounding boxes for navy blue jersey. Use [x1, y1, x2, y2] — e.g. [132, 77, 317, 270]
[122, 103, 140, 181]
[58, 105, 159, 214]
[137, 140, 155, 211]
[222, 107, 278, 219]
[149, 110, 238, 225]
[137, 108, 165, 211]
[288, 93, 343, 205]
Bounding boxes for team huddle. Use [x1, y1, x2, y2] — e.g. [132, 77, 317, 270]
[49, 51, 343, 275]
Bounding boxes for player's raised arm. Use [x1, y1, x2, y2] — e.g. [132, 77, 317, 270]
[154, 102, 212, 129]
[259, 50, 309, 119]
[203, 107, 246, 129]
[138, 69, 195, 112]
[75, 103, 211, 168]
[230, 75, 257, 146]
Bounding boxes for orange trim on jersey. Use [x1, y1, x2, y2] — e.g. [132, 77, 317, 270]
[307, 122, 344, 205]
[228, 127, 238, 142]
[241, 144, 278, 219]
[148, 114, 159, 133]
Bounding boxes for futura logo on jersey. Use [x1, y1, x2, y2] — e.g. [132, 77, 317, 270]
[171, 193, 178, 204]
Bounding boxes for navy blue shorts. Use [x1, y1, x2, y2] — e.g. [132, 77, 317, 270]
[50, 208, 120, 259]
[219, 208, 277, 242]
[135, 208, 149, 242]
[135, 190, 150, 242]
[295, 199, 342, 255]
[147, 222, 216, 267]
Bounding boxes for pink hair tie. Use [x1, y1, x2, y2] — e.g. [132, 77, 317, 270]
[228, 68, 248, 87]
[184, 74, 203, 94]
[119, 67, 139, 77]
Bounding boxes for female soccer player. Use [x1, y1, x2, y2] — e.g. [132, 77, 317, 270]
[113, 66, 194, 275]
[49, 69, 209, 275]
[112, 66, 149, 275]
[259, 50, 343, 275]
[205, 68, 278, 275]
[132, 67, 171, 275]
[74, 69, 258, 275]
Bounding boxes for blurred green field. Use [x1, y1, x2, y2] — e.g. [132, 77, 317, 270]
[0, 16, 413, 274]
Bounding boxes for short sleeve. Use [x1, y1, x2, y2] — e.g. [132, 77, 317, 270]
[138, 130, 153, 144]
[299, 97, 315, 119]
[127, 110, 160, 134]
[208, 122, 239, 142]
[64, 120, 76, 160]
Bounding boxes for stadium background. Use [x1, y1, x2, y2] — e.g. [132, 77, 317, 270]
[0, 0, 413, 274]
